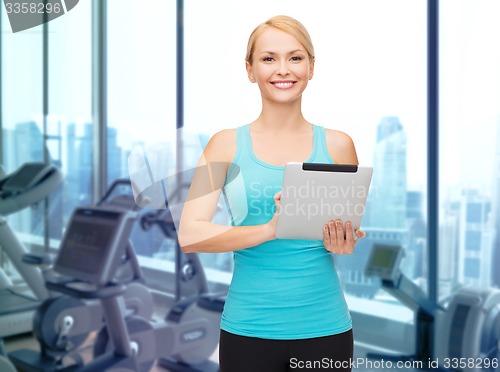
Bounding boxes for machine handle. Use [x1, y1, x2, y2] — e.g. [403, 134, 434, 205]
[22, 253, 53, 266]
[46, 279, 126, 299]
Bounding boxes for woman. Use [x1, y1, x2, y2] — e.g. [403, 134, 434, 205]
[178, 15, 366, 371]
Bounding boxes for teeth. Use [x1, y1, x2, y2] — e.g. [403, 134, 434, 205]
[274, 82, 294, 88]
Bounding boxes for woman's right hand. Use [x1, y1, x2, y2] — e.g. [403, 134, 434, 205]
[265, 191, 281, 240]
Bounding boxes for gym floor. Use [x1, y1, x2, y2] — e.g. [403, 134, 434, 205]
[3, 332, 220, 371]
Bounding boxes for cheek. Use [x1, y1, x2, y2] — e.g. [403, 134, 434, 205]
[293, 65, 311, 79]
[253, 65, 275, 81]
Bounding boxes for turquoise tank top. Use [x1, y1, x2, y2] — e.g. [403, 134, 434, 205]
[220, 124, 352, 340]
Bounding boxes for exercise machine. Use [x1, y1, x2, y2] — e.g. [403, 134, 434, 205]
[94, 181, 224, 372]
[47, 206, 146, 371]
[364, 244, 440, 363]
[434, 288, 500, 372]
[0, 338, 16, 372]
[10, 179, 224, 371]
[8, 179, 155, 371]
[0, 162, 62, 337]
[0, 162, 61, 372]
[365, 244, 500, 371]
[43, 205, 222, 371]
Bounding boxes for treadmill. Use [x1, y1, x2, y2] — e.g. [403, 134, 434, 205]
[365, 244, 500, 371]
[0, 162, 62, 337]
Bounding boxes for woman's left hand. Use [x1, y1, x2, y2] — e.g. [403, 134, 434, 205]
[322, 220, 366, 255]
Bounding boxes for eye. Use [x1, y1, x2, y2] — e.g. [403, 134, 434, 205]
[290, 56, 303, 62]
[262, 56, 274, 62]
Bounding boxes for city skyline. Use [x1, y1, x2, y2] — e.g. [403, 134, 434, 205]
[5, 112, 498, 295]
[3, 1, 499, 191]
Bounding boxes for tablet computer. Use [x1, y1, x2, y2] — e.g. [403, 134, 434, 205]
[276, 162, 373, 240]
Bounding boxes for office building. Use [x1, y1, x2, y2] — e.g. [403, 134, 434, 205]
[365, 116, 407, 229]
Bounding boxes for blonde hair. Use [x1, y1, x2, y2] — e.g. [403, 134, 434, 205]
[245, 15, 315, 65]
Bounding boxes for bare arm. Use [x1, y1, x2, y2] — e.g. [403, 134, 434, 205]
[322, 129, 366, 255]
[178, 129, 275, 253]
[325, 129, 359, 165]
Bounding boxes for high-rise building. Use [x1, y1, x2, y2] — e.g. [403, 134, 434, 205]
[64, 123, 93, 214]
[365, 116, 407, 229]
[11, 121, 45, 165]
[107, 126, 123, 186]
[458, 190, 493, 288]
[406, 190, 426, 279]
[492, 122, 500, 288]
[8, 121, 63, 239]
[407, 191, 424, 221]
[64, 123, 123, 213]
[439, 205, 459, 299]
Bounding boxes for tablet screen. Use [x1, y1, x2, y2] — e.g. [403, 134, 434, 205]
[276, 162, 373, 240]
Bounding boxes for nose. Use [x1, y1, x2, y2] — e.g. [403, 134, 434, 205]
[276, 60, 289, 76]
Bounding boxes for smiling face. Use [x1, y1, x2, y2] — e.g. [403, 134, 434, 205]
[246, 27, 314, 105]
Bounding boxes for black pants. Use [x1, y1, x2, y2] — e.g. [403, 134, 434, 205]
[219, 329, 353, 372]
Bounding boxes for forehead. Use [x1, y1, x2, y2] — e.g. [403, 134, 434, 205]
[254, 27, 304, 53]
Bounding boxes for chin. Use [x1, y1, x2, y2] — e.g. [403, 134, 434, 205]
[266, 93, 303, 104]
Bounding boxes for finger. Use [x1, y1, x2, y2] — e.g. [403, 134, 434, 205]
[345, 221, 354, 242]
[322, 224, 332, 252]
[355, 229, 367, 239]
[335, 220, 345, 253]
[273, 192, 281, 212]
[328, 221, 340, 254]
[345, 221, 355, 254]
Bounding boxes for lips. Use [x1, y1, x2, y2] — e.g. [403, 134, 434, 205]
[270, 81, 296, 89]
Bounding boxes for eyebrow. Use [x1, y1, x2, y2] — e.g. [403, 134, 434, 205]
[259, 49, 305, 55]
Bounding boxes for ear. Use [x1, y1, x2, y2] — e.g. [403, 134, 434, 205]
[246, 61, 256, 83]
[309, 59, 315, 80]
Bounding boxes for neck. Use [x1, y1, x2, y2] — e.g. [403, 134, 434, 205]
[253, 96, 309, 132]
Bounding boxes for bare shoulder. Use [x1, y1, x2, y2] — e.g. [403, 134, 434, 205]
[203, 128, 237, 163]
[324, 128, 359, 165]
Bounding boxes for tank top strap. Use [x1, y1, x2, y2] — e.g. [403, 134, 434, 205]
[312, 124, 335, 164]
[238, 124, 251, 157]
[229, 124, 250, 168]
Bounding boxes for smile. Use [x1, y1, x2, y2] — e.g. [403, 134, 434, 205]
[270, 81, 296, 89]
